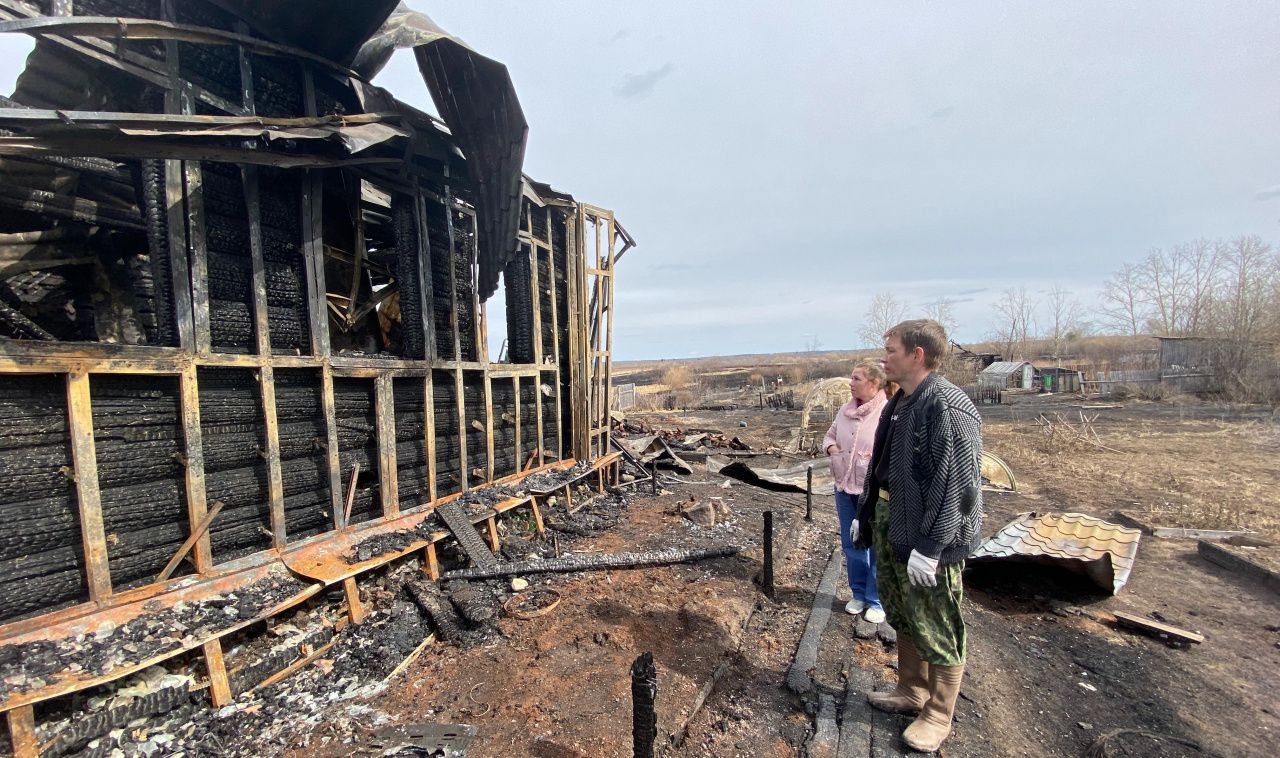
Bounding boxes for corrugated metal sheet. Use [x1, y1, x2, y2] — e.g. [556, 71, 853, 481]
[969, 511, 1142, 594]
[980, 361, 1032, 377]
[354, 7, 528, 303]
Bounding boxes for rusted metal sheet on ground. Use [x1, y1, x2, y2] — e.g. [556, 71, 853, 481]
[969, 511, 1142, 594]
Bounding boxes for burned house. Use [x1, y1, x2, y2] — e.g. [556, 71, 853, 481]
[0, 2, 627, 753]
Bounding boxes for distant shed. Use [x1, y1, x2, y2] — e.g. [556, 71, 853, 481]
[978, 361, 1034, 390]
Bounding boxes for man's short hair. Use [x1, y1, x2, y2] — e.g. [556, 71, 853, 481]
[884, 319, 948, 370]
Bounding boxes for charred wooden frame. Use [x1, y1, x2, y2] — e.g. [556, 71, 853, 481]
[0, 1, 631, 748]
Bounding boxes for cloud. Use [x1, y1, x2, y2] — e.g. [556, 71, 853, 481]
[1256, 184, 1280, 201]
[610, 28, 630, 42]
[613, 63, 674, 98]
[929, 105, 956, 120]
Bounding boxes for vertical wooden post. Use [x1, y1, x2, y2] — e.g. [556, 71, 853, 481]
[321, 365, 344, 529]
[455, 368, 468, 492]
[203, 638, 232, 706]
[485, 517, 500, 553]
[375, 374, 399, 518]
[66, 372, 112, 602]
[423, 543, 440, 580]
[184, 162, 212, 356]
[530, 498, 545, 535]
[483, 373, 495, 483]
[805, 466, 813, 522]
[424, 372, 437, 502]
[344, 577, 365, 623]
[6, 705, 37, 758]
[179, 367, 213, 572]
[513, 375, 522, 473]
[259, 364, 286, 547]
[544, 208, 562, 462]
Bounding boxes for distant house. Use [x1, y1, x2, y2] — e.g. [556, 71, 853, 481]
[1157, 337, 1216, 393]
[977, 361, 1034, 390]
[1037, 366, 1083, 393]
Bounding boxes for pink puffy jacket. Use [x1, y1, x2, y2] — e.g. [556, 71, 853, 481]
[822, 392, 888, 495]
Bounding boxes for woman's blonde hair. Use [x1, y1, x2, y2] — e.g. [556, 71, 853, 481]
[852, 359, 887, 388]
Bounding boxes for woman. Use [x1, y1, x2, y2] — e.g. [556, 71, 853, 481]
[823, 360, 890, 623]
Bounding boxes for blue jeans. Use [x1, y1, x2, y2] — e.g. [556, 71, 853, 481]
[835, 487, 880, 609]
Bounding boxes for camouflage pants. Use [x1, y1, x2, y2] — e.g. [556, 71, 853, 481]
[873, 496, 967, 666]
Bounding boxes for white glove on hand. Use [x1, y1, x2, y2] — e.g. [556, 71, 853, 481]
[906, 550, 940, 587]
[849, 519, 860, 543]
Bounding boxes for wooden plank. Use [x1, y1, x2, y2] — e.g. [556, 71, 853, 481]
[603, 213, 616, 458]
[485, 517, 500, 553]
[203, 638, 232, 707]
[184, 162, 212, 356]
[66, 372, 112, 602]
[343, 577, 365, 623]
[530, 498, 545, 535]
[321, 365, 345, 528]
[416, 191, 437, 363]
[163, 157, 195, 350]
[566, 210, 587, 460]
[424, 372, 437, 501]
[375, 374, 399, 517]
[444, 188, 461, 364]
[423, 543, 440, 580]
[513, 375, 522, 473]
[156, 500, 225, 582]
[259, 365, 287, 547]
[6, 704, 37, 758]
[242, 165, 272, 356]
[1111, 611, 1204, 644]
[483, 373, 494, 482]
[455, 368, 468, 492]
[178, 367, 213, 572]
[1198, 540, 1280, 597]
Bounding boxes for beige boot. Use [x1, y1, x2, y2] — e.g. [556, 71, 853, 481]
[902, 663, 964, 753]
[867, 634, 929, 714]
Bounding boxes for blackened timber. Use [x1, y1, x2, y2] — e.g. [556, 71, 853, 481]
[435, 500, 499, 571]
[440, 545, 741, 581]
[406, 580, 467, 644]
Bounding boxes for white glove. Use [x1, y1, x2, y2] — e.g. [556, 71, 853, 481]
[906, 550, 940, 587]
[848, 519, 860, 543]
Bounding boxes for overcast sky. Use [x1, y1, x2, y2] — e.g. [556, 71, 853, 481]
[3, 2, 1275, 361]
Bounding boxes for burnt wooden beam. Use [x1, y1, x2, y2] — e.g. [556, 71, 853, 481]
[375, 374, 399, 518]
[202, 638, 232, 707]
[424, 372, 437, 501]
[178, 367, 213, 572]
[440, 545, 741, 581]
[66, 371, 112, 602]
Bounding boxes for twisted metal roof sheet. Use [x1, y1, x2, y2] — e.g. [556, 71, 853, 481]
[970, 511, 1142, 594]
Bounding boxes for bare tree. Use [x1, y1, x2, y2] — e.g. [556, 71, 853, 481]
[1207, 236, 1278, 398]
[1043, 283, 1085, 356]
[1099, 263, 1145, 336]
[991, 286, 1034, 360]
[1139, 247, 1193, 335]
[859, 292, 907, 347]
[1180, 238, 1223, 335]
[923, 296, 959, 338]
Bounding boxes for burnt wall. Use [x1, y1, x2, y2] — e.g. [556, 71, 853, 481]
[432, 370, 461, 497]
[91, 376, 191, 590]
[463, 372, 488, 485]
[275, 369, 332, 542]
[504, 246, 535, 364]
[333, 378, 379, 526]
[197, 368, 273, 563]
[0, 375, 87, 624]
[491, 378, 517, 479]
[393, 377, 430, 512]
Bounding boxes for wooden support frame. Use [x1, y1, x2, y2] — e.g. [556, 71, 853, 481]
[6, 704, 36, 758]
[424, 372, 437, 501]
[66, 372, 112, 602]
[178, 367, 213, 572]
[202, 638, 232, 707]
[375, 374, 399, 518]
[0, 12, 634, 720]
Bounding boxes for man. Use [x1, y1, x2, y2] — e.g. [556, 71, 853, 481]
[853, 319, 984, 753]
